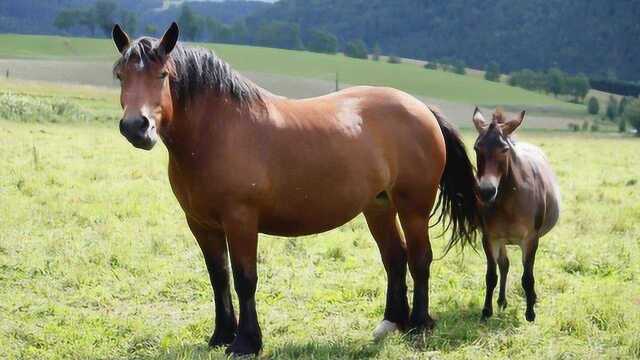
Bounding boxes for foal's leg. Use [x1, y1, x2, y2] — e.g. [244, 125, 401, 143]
[223, 208, 262, 355]
[187, 218, 237, 347]
[497, 245, 509, 310]
[481, 235, 499, 320]
[395, 190, 437, 331]
[364, 202, 409, 340]
[521, 236, 539, 322]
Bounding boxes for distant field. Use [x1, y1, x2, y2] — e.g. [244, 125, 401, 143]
[0, 34, 585, 115]
[1, 115, 639, 359]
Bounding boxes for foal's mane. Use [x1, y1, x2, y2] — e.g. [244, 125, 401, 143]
[113, 37, 264, 105]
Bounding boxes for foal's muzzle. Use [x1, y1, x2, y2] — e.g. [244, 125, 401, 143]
[478, 181, 498, 204]
[119, 116, 157, 150]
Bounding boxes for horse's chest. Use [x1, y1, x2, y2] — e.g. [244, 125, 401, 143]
[482, 205, 532, 245]
[168, 166, 227, 229]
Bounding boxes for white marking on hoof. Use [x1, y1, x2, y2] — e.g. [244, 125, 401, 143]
[372, 320, 398, 341]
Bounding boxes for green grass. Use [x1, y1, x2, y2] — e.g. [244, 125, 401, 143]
[0, 34, 584, 113]
[1, 89, 639, 359]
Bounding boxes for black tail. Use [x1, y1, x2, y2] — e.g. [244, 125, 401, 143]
[428, 106, 480, 254]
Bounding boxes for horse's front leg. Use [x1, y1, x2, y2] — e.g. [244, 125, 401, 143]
[187, 218, 237, 347]
[481, 234, 498, 320]
[223, 207, 262, 356]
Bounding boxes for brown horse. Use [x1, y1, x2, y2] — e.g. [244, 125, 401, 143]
[111, 22, 480, 356]
[471, 108, 560, 322]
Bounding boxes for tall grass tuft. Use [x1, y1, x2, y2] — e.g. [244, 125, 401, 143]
[0, 92, 91, 123]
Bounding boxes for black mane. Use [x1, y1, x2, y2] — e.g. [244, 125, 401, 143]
[113, 37, 264, 105]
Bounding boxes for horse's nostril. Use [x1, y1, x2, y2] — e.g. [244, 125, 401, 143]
[140, 116, 150, 131]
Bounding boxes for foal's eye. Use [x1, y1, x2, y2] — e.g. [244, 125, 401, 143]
[116, 73, 122, 81]
[159, 71, 168, 79]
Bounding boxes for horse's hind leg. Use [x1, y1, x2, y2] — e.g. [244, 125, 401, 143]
[481, 235, 499, 320]
[395, 188, 438, 331]
[497, 245, 509, 310]
[521, 236, 539, 322]
[364, 200, 409, 340]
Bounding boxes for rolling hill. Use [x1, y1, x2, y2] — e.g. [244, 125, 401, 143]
[0, 34, 583, 115]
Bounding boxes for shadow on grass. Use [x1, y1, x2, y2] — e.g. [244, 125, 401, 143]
[412, 303, 523, 352]
[130, 305, 522, 359]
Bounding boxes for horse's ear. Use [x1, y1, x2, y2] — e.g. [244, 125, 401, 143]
[501, 110, 525, 135]
[112, 24, 130, 54]
[157, 22, 179, 57]
[472, 107, 488, 133]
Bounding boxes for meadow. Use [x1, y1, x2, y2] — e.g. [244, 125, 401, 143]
[0, 34, 585, 115]
[1, 78, 639, 359]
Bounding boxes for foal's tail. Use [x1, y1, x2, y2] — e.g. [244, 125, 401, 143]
[429, 106, 480, 254]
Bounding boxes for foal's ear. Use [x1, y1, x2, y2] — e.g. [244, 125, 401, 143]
[501, 110, 526, 135]
[472, 107, 488, 133]
[112, 24, 130, 54]
[157, 22, 179, 57]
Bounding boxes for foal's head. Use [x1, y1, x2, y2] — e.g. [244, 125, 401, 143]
[471, 108, 526, 204]
[112, 23, 179, 150]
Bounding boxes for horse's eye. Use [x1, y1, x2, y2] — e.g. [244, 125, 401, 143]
[501, 147, 510, 153]
[116, 73, 122, 81]
[159, 71, 168, 79]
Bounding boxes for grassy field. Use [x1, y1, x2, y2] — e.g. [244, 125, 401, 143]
[1, 82, 639, 359]
[0, 34, 584, 114]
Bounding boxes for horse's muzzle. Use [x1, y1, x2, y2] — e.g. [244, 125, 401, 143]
[119, 116, 157, 150]
[478, 183, 498, 204]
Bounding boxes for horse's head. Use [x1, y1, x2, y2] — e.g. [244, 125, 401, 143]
[112, 23, 179, 150]
[471, 107, 525, 204]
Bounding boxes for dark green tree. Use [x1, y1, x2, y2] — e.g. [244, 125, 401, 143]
[372, 43, 381, 61]
[587, 97, 600, 115]
[484, 62, 501, 82]
[547, 68, 566, 97]
[256, 22, 303, 50]
[230, 21, 249, 44]
[606, 95, 619, 121]
[53, 9, 81, 32]
[120, 10, 137, 36]
[619, 96, 630, 115]
[306, 29, 338, 54]
[452, 60, 466, 74]
[623, 99, 640, 135]
[95, 0, 117, 37]
[344, 39, 368, 59]
[178, 4, 204, 41]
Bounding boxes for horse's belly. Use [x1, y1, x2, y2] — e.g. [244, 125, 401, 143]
[258, 183, 377, 236]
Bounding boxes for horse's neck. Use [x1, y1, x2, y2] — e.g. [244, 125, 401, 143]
[163, 93, 263, 163]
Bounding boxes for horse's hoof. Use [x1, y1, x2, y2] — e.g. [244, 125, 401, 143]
[408, 316, 435, 334]
[225, 333, 261, 357]
[209, 330, 236, 348]
[373, 320, 399, 341]
[497, 298, 508, 310]
[525, 310, 536, 322]
[481, 308, 493, 321]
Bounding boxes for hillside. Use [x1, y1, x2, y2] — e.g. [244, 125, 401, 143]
[0, 34, 584, 116]
[246, 0, 640, 81]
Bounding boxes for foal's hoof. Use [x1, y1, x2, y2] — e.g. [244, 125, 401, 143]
[373, 320, 399, 341]
[481, 308, 493, 321]
[497, 298, 508, 310]
[225, 334, 262, 357]
[209, 330, 236, 348]
[525, 309, 536, 322]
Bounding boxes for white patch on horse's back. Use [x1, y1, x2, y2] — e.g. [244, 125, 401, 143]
[372, 320, 398, 341]
[336, 98, 363, 137]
